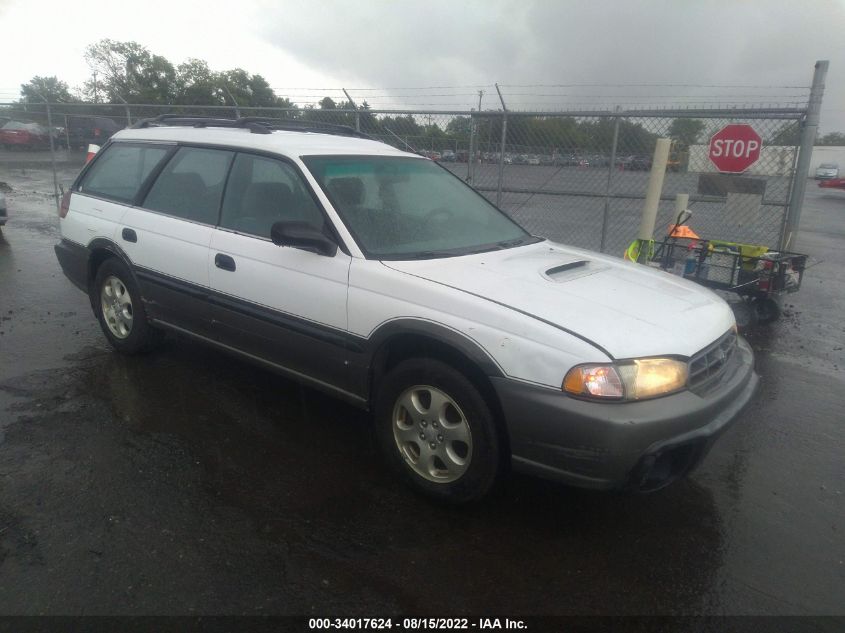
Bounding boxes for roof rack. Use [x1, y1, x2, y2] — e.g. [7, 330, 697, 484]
[131, 114, 372, 139]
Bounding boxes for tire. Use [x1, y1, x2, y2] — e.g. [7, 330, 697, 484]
[753, 297, 782, 324]
[731, 300, 758, 332]
[374, 358, 501, 503]
[92, 258, 161, 354]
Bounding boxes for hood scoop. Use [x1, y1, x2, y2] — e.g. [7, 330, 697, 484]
[542, 259, 607, 283]
[546, 261, 587, 275]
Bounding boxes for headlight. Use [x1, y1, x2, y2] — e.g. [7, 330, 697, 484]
[563, 358, 688, 401]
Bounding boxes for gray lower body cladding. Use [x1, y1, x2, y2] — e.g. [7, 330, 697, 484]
[494, 337, 758, 491]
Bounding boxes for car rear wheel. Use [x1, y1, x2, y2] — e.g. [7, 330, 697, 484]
[93, 258, 161, 354]
[375, 358, 501, 503]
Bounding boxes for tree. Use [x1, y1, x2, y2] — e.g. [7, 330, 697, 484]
[83, 39, 176, 103]
[20, 76, 74, 103]
[767, 122, 799, 146]
[174, 59, 221, 106]
[817, 131, 845, 146]
[446, 116, 472, 139]
[616, 120, 659, 155]
[379, 114, 422, 137]
[219, 69, 277, 108]
[668, 118, 705, 150]
[358, 101, 378, 133]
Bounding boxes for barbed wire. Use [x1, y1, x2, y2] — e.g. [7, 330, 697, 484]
[497, 83, 811, 89]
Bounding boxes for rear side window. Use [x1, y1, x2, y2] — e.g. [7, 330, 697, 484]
[220, 153, 324, 238]
[143, 147, 234, 224]
[78, 143, 170, 203]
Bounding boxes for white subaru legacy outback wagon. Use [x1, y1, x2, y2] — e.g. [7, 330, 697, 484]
[55, 116, 758, 502]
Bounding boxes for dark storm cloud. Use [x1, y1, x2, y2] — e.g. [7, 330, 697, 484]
[258, 0, 845, 130]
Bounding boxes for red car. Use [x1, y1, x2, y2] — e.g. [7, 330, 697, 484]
[0, 121, 51, 149]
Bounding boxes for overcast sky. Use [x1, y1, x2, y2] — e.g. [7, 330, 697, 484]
[1, 0, 843, 131]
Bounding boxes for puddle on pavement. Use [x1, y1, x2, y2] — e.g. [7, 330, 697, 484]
[0, 332, 727, 613]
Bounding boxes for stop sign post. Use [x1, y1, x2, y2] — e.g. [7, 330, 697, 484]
[709, 124, 762, 173]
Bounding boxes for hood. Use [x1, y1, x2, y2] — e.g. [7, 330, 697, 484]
[383, 241, 735, 359]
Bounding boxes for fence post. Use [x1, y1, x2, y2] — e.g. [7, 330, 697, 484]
[782, 60, 829, 250]
[223, 86, 241, 118]
[600, 107, 621, 253]
[40, 96, 60, 213]
[63, 114, 70, 151]
[495, 84, 508, 207]
[342, 89, 360, 132]
[117, 96, 131, 127]
[467, 110, 476, 182]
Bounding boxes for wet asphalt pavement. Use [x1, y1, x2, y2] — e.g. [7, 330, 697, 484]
[0, 157, 843, 616]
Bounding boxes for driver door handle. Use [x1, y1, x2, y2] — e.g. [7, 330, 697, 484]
[214, 253, 236, 272]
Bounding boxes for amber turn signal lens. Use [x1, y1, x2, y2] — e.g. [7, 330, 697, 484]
[563, 364, 624, 399]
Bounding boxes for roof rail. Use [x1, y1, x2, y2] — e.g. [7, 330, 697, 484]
[131, 115, 270, 135]
[131, 114, 372, 139]
[236, 117, 371, 139]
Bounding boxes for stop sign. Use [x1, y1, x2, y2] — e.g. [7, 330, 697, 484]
[709, 124, 762, 173]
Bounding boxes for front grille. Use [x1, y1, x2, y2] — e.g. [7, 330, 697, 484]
[688, 330, 737, 389]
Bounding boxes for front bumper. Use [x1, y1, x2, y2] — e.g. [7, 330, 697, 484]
[493, 337, 758, 491]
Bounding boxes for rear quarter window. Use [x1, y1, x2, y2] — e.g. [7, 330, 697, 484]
[78, 143, 171, 203]
[142, 146, 234, 225]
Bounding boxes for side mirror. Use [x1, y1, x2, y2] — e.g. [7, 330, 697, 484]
[270, 221, 338, 257]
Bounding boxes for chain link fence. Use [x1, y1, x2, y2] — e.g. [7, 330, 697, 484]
[0, 100, 810, 255]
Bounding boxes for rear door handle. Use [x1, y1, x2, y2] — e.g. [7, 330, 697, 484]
[121, 228, 137, 243]
[214, 253, 236, 272]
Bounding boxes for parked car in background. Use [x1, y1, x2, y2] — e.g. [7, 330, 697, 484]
[441, 149, 456, 162]
[554, 153, 583, 167]
[619, 155, 652, 171]
[526, 155, 540, 166]
[0, 121, 52, 149]
[814, 163, 839, 180]
[66, 115, 122, 150]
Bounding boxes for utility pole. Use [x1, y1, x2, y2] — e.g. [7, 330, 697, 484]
[92, 71, 99, 104]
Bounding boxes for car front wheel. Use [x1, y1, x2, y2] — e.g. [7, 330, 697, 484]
[375, 358, 501, 503]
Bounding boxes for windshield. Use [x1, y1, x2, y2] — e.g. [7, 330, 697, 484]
[303, 155, 537, 259]
[819, 163, 838, 169]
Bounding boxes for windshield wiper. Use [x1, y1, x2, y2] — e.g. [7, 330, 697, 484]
[397, 251, 443, 260]
[496, 237, 529, 249]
